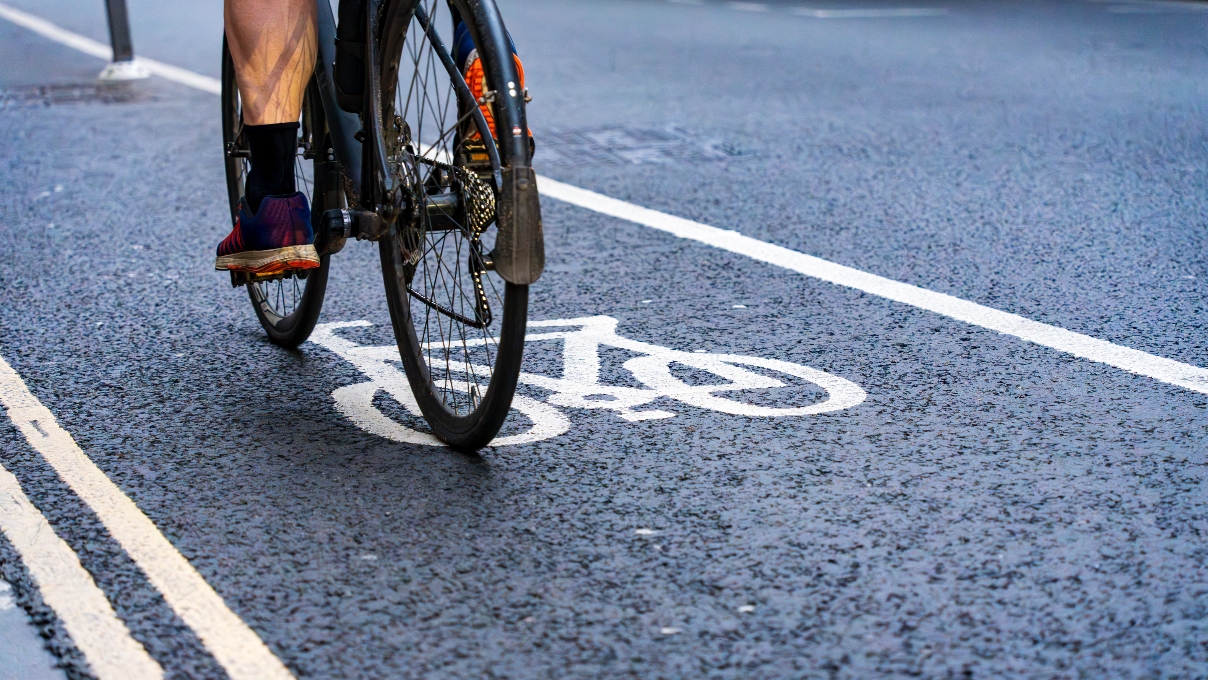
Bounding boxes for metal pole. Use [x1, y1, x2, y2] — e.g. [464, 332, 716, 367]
[104, 0, 134, 62]
[98, 0, 149, 81]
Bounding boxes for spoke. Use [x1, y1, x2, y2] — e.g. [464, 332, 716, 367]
[391, 6, 509, 418]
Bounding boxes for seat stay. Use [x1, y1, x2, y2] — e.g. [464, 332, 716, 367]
[313, 0, 364, 201]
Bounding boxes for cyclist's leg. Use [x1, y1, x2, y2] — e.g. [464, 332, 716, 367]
[223, 0, 317, 212]
[216, 0, 320, 274]
[224, 0, 316, 125]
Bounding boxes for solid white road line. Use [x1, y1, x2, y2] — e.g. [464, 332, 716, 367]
[537, 177, 1208, 396]
[0, 355, 295, 680]
[0, 464, 163, 680]
[0, 2, 221, 94]
[792, 7, 949, 18]
[1107, 2, 1208, 12]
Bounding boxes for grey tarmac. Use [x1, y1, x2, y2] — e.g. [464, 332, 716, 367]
[1, 0, 1207, 677]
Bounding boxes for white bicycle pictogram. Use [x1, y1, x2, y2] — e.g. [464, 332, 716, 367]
[309, 316, 867, 447]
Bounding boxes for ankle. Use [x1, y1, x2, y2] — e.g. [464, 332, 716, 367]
[245, 122, 299, 214]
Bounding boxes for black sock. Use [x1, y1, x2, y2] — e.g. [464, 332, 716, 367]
[245, 122, 299, 214]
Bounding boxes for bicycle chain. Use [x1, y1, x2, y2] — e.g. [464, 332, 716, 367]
[448, 164, 495, 328]
[408, 153, 497, 328]
[441, 163, 496, 238]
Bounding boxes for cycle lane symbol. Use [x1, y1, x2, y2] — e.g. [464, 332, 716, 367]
[309, 316, 867, 447]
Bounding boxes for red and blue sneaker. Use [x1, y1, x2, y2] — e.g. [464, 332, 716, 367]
[214, 193, 320, 274]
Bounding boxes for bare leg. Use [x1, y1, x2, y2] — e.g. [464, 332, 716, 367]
[224, 0, 317, 125]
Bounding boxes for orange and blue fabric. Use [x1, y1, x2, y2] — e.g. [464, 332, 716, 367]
[453, 21, 525, 142]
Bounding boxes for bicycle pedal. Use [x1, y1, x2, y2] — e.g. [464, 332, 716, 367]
[229, 269, 309, 287]
[456, 138, 492, 167]
[456, 128, 537, 167]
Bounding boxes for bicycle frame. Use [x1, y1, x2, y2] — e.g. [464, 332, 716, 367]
[314, 0, 362, 202]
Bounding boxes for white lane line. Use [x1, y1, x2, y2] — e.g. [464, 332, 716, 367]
[728, 2, 770, 11]
[536, 177, 1208, 396]
[792, 7, 949, 18]
[1106, 2, 1208, 12]
[0, 355, 295, 680]
[0, 2, 221, 94]
[3, 5, 1204, 394]
[0, 464, 163, 680]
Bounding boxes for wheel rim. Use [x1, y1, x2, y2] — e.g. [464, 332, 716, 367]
[381, 0, 510, 419]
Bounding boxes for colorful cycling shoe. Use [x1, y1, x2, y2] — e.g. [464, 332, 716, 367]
[462, 52, 528, 142]
[214, 193, 320, 274]
[452, 21, 535, 154]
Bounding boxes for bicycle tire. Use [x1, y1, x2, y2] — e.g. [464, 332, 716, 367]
[372, 0, 533, 450]
[221, 37, 334, 348]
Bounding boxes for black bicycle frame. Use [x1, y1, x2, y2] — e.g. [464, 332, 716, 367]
[314, 0, 363, 201]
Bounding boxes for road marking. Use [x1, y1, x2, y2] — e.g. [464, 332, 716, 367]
[311, 317, 864, 445]
[0, 355, 295, 680]
[536, 177, 1208, 396]
[792, 7, 949, 18]
[311, 322, 571, 447]
[0, 462, 163, 680]
[728, 2, 770, 11]
[0, 2, 221, 94]
[1105, 1, 1208, 12]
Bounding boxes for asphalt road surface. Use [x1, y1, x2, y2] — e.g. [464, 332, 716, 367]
[2, 0, 1208, 677]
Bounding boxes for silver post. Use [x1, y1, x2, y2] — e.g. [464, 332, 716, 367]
[98, 0, 149, 81]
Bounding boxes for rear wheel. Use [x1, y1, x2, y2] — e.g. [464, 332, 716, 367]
[373, 0, 532, 449]
[221, 38, 335, 348]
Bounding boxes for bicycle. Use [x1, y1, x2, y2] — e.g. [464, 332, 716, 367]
[219, 0, 544, 450]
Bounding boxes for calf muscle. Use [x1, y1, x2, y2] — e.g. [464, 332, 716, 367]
[224, 0, 317, 125]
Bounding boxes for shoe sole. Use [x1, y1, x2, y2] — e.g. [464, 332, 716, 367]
[215, 244, 320, 274]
